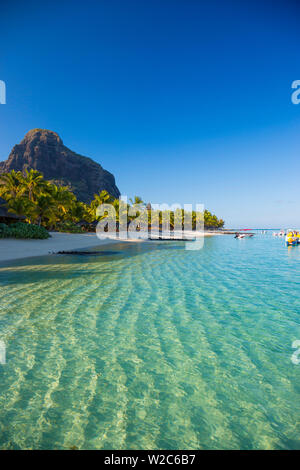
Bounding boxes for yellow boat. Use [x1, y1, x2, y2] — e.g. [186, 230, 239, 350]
[286, 230, 300, 246]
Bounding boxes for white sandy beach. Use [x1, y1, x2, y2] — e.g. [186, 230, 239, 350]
[0, 232, 121, 262]
[0, 230, 224, 263]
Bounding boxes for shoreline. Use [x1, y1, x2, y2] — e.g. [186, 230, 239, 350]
[0, 230, 225, 263]
[0, 232, 122, 263]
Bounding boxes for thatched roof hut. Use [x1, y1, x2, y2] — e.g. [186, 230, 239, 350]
[0, 197, 24, 223]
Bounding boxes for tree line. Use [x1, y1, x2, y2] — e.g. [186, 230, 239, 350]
[0, 169, 224, 231]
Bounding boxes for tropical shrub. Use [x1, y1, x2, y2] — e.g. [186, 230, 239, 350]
[0, 222, 50, 239]
[0, 223, 10, 238]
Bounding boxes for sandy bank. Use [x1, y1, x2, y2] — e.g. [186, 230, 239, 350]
[0, 230, 226, 262]
[0, 232, 121, 262]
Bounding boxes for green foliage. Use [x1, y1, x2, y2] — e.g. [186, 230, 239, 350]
[57, 221, 84, 233]
[0, 169, 85, 231]
[203, 210, 224, 229]
[0, 222, 50, 239]
[0, 222, 9, 235]
[0, 170, 225, 231]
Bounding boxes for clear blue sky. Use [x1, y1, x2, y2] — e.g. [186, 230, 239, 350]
[1, 0, 300, 228]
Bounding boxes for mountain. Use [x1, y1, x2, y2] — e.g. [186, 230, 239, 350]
[0, 129, 120, 203]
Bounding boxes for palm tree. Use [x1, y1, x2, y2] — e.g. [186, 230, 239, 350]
[21, 169, 47, 202]
[95, 190, 114, 205]
[129, 196, 144, 206]
[6, 196, 33, 221]
[48, 184, 76, 218]
[68, 201, 87, 223]
[88, 190, 114, 220]
[0, 170, 24, 200]
[112, 198, 129, 228]
[31, 193, 57, 227]
[128, 196, 145, 226]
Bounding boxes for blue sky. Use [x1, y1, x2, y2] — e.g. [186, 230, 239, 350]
[1, 0, 300, 227]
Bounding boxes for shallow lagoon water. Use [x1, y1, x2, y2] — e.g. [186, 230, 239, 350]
[0, 235, 299, 449]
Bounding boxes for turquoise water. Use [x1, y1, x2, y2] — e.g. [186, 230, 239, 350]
[0, 234, 299, 450]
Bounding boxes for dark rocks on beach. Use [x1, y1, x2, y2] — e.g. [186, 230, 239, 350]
[0, 129, 120, 203]
[55, 250, 120, 256]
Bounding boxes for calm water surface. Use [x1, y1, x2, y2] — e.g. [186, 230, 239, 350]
[0, 234, 299, 449]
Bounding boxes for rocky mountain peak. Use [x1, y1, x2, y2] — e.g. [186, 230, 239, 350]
[0, 129, 120, 203]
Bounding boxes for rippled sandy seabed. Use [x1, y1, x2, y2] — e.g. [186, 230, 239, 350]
[0, 235, 299, 450]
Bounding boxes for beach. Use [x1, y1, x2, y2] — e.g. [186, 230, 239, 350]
[0, 231, 222, 263]
[0, 232, 120, 262]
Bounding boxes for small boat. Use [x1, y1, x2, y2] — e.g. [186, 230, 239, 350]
[234, 232, 254, 239]
[285, 230, 300, 246]
[234, 233, 246, 239]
